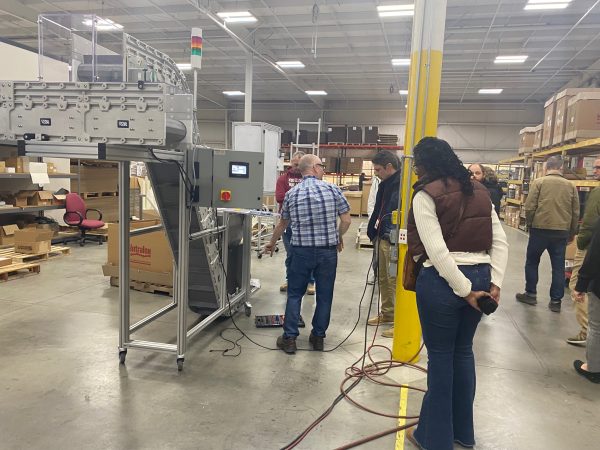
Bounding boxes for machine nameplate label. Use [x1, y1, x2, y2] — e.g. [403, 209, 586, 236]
[117, 120, 130, 129]
[40, 118, 51, 126]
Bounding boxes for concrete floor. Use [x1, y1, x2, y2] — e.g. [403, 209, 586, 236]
[0, 219, 598, 450]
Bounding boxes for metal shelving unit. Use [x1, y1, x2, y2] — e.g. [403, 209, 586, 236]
[0, 173, 76, 179]
[0, 205, 63, 215]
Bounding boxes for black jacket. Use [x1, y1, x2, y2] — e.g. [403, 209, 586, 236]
[575, 217, 600, 299]
[367, 170, 401, 241]
[483, 180, 503, 215]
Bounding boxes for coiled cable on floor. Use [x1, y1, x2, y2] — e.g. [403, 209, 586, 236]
[280, 239, 427, 450]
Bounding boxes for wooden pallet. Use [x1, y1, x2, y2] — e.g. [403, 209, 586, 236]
[0, 245, 71, 264]
[81, 191, 118, 199]
[109, 276, 173, 296]
[0, 262, 41, 282]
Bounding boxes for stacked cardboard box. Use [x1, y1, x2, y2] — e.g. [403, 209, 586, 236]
[364, 126, 379, 144]
[504, 206, 521, 229]
[4, 156, 30, 173]
[542, 95, 557, 148]
[327, 126, 347, 143]
[533, 124, 544, 151]
[565, 92, 600, 142]
[552, 89, 597, 146]
[71, 163, 118, 193]
[518, 127, 537, 155]
[102, 219, 174, 287]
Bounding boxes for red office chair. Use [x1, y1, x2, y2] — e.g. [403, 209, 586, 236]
[63, 193, 105, 246]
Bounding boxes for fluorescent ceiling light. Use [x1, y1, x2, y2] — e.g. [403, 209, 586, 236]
[176, 63, 192, 70]
[82, 17, 123, 31]
[524, 3, 569, 10]
[377, 4, 414, 17]
[494, 55, 528, 64]
[391, 58, 411, 66]
[305, 90, 327, 96]
[276, 60, 305, 68]
[223, 91, 245, 96]
[399, 90, 409, 95]
[217, 11, 257, 23]
[478, 88, 503, 94]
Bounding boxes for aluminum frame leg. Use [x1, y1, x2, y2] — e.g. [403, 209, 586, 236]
[118, 161, 131, 360]
[176, 159, 190, 368]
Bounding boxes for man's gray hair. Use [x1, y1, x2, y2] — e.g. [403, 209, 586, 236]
[292, 151, 306, 159]
[546, 156, 564, 170]
[298, 154, 321, 175]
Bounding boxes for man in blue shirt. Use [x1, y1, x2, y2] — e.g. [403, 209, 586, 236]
[266, 154, 352, 354]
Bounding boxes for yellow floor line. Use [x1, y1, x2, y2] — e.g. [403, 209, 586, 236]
[394, 386, 409, 450]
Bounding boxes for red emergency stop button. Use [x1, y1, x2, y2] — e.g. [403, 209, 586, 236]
[220, 190, 232, 202]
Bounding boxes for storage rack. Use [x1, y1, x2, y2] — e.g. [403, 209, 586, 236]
[498, 137, 600, 231]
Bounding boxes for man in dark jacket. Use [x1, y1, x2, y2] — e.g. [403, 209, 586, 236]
[367, 151, 401, 337]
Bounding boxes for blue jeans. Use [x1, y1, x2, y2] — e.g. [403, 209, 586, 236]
[283, 246, 338, 338]
[525, 229, 568, 301]
[414, 264, 490, 450]
[282, 226, 314, 284]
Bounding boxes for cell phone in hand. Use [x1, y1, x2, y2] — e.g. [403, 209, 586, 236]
[477, 294, 498, 316]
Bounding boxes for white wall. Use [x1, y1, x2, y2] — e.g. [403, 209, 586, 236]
[0, 42, 69, 81]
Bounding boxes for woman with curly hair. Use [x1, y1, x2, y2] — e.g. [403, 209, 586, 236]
[405, 137, 509, 450]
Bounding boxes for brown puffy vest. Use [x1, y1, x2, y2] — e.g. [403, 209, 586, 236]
[407, 178, 493, 255]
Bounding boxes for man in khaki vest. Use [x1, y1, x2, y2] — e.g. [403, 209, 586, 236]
[567, 157, 600, 345]
[516, 156, 580, 312]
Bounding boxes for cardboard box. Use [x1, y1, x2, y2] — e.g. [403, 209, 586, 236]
[14, 228, 54, 254]
[107, 219, 173, 275]
[552, 89, 598, 146]
[0, 257, 12, 268]
[102, 263, 173, 287]
[71, 164, 118, 193]
[542, 95, 556, 148]
[13, 191, 37, 207]
[0, 224, 19, 246]
[5, 156, 30, 173]
[340, 157, 363, 173]
[85, 196, 118, 222]
[565, 92, 600, 142]
[343, 191, 363, 216]
[364, 126, 379, 144]
[327, 126, 347, 143]
[28, 191, 54, 206]
[53, 193, 67, 205]
[46, 162, 57, 174]
[533, 124, 544, 151]
[347, 126, 362, 144]
[0, 161, 5, 173]
[518, 127, 537, 155]
[322, 157, 339, 173]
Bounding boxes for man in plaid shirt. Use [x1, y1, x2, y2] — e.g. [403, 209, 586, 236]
[266, 154, 352, 354]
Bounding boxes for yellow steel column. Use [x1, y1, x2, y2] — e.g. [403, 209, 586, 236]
[392, 0, 448, 361]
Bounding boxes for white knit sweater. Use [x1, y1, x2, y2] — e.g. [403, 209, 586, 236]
[412, 190, 509, 298]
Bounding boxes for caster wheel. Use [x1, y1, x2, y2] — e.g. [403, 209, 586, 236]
[244, 304, 252, 317]
[98, 241, 103, 245]
[257, 253, 263, 259]
[275, 247, 280, 253]
[177, 358, 184, 372]
[79, 241, 84, 247]
[119, 350, 127, 364]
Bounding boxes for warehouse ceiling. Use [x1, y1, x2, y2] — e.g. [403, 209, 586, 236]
[1, 0, 600, 107]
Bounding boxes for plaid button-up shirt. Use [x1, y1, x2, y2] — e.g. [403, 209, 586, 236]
[281, 176, 350, 247]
